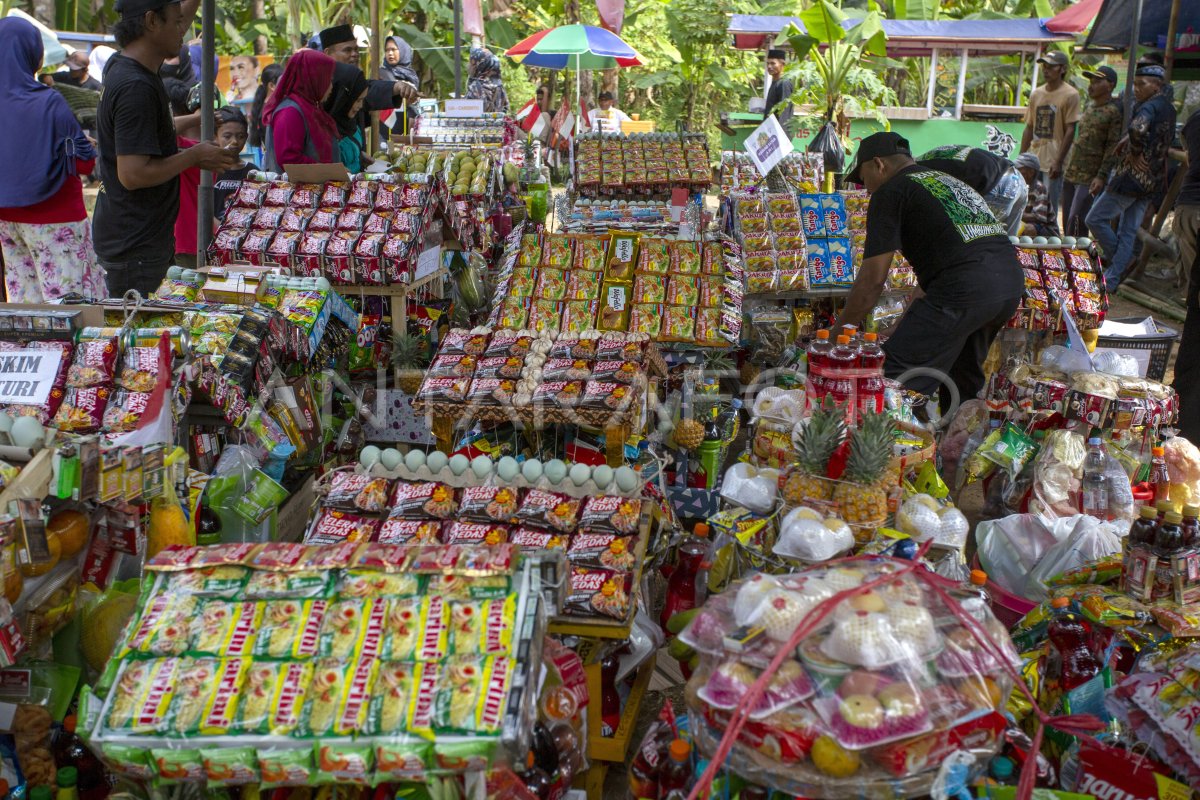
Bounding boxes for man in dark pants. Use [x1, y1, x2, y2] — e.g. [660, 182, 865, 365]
[93, 0, 239, 297]
[837, 133, 1024, 406]
[1172, 108, 1200, 442]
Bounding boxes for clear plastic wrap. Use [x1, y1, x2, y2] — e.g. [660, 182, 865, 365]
[681, 557, 1017, 798]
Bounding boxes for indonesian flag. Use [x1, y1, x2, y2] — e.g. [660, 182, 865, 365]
[596, 0, 625, 33]
[579, 97, 592, 131]
[548, 99, 574, 153]
[513, 98, 548, 138]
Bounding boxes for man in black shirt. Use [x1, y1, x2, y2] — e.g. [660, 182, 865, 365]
[836, 132, 1024, 404]
[917, 145, 1027, 236]
[52, 51, 102, 91]
[93, 0, 239, 297]
[763, 49, 794, 137]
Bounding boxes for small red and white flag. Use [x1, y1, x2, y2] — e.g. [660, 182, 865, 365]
[578, 97, 592, 132]
[513, 98, 549, 138]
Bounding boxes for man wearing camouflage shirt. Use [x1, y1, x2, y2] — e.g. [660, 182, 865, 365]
[1062, 65, 1122, 238]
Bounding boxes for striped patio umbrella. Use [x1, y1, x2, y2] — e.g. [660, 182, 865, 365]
[504, 24, 645, 70]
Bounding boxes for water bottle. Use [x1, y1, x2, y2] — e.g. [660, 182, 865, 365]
[1080, 437, 1110, 520]
[806, 329, 833, 403]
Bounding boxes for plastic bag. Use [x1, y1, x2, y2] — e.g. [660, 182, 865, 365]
[975, 514, 1063, 597]
[775, 507, 854, 562]
[807, 122, 845, 175]
[1023, 515, 1123, 600]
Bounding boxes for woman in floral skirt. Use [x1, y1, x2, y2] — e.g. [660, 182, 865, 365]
[0, 17, 106, 302]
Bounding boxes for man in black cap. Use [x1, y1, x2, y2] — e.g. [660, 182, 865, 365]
[93, 0, 240, 297]
[320, 24, 419, 115]
[763, 49, 794, 135]
[52, 50, 102, 91]
[836, 132, 1023, 404]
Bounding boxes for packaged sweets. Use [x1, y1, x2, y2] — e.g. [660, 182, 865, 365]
[102, 389, 152, 433]
[202, 747, 259, 787]
[258, 747, 315, 788]
[579, 495, 643, 534]
[567, 533, 638, 570]
[598, 282, 631, 330]
[515, 489, 581, 532]
[565, 567, 633, 620]
[459, 486, 521, 525]
[389, 481, 458, 520]
[442, 522, 510, 546]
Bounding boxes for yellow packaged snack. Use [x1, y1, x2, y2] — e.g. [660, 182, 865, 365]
[105, 658, 180, 734]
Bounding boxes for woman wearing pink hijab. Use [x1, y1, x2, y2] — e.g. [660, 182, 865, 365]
[262, 49, 338, 171]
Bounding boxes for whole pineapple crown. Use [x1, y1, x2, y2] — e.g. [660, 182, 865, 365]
[795, 397, 847, 474]
[390, 332, 427, 369]
[842, 410, 894, 485]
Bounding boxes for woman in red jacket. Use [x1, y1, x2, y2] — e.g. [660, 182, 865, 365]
[0, 17, 106, 302]
[262, 49, 338, 172]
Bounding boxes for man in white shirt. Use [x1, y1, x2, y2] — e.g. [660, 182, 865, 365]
[592, 91, 631, 133]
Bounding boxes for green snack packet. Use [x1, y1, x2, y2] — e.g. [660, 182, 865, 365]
[258, 746, 315, 788]
[151, 747, 205, 784]
[202, 746, 260, 787]
[314, 742, 374, 785]
[434, 739, 496, 772]
[101, 744, 156, 781]
[979, 422, 1040, 477]
[233, 468, 290, 523]
[374, 739, 430, 783]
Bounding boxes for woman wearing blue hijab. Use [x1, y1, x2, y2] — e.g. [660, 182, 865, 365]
[0, 17, 106, 302]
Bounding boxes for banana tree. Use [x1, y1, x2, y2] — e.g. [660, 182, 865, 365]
[779, 0, 893, 129]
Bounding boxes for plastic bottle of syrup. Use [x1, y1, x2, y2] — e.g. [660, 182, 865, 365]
[1150, 446, 1171, 505]
[826, 335, 859, 411]
[856, 332, 885, 415]
[806, 330, 833, 402]
[1155, 511, 1185, 556]
[1080, 438, 1110, 520]
[1128, 506, 1160, 547]
[1182, 505, 1200, 547]
[657, 739, 692, 800]
[1045, 597, 1103, 692]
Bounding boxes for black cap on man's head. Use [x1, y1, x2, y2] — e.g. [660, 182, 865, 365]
[320, 24, 355, 47]
[767, 49, 787, 60]
[1081, 65, 1117, 84]
[1037, 50, 1069, 67]
[114, 0, 175, 18]
[598, 91, 614, 101]
[846, 131, 911, 184]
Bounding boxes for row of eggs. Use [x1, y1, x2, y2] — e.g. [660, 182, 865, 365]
[358, 446, 641, 492]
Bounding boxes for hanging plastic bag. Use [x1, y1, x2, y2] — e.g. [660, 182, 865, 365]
[1024, 515, 1123, 600]
[807, 122, 845, 175]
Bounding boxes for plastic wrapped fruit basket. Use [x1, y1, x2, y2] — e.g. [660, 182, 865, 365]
[680, 556, 1020, 798]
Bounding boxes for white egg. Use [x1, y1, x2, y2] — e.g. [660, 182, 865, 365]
[0, 413, 12, 434]
[1077, 237, 1092, 248]
[11, 417, 43, 450]
[359, 445, 381, 468]
[426, 451, 448, 474]
[497, 456, 520, 481]
[404, 449, 426, 472]
[471, 455, 494, 479]
[521, 459, 543, 482]
[544, 459, 568, 484]
[380, 448, 403, 470]
[614, 466, 638, 492]
[449, 454, 470, 475]
[592, 464, 614, 489]
[569, 463, 591, 486]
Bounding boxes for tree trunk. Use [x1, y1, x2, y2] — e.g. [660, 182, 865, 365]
[31, 0, 54, 26]
[252, 0, 268, 54]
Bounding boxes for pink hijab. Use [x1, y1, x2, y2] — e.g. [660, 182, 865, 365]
[262, 49, 338, 162]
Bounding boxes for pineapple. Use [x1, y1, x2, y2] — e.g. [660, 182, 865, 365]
[674, 417, 704, 451]
[391, 332, 426, 396]
[833, 410, 895, 527]
[783, 398, 846, 503]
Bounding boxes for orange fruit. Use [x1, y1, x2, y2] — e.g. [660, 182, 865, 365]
[47, 509, 89, 558]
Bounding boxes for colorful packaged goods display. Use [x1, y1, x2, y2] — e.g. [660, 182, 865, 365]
[1009, 237, 1109, 332]
[209, 171, 436, 285]
[719, 151, 824, 193]
[736, 193, 810, 294]
[575, 132, 711, 196]
[487, 229, 742, 347]
[84, 542, 538, 787]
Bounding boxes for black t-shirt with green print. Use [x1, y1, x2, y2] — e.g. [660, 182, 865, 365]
[916, 145, 1010, 196]
[864, 164, 1022, 303]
